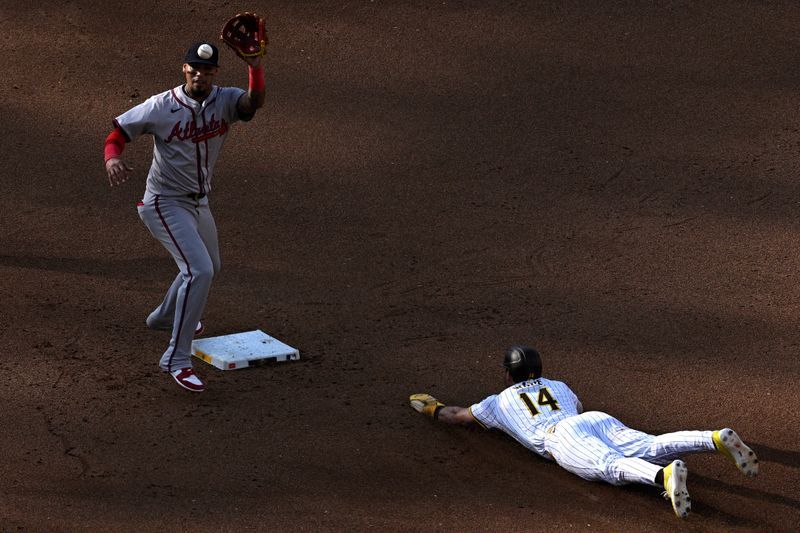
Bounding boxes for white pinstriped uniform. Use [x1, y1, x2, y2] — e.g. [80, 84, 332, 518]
[470, 377, 716, 486]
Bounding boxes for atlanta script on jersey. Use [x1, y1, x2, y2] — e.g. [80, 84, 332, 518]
[114, 85, 249, 196]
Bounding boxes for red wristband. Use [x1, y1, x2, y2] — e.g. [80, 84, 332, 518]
[249, 65, 265, 93]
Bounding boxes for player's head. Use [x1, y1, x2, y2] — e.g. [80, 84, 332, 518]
[502, 345, 542, 383]
[183, 42, 220, 98]
[185, 41, 220, 67]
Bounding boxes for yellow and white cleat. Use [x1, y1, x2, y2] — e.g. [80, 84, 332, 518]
[662, 460, 691, 519]
[713, 428, 759, 477]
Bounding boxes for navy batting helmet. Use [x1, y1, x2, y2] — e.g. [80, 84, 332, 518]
[503, 345, 542, 383]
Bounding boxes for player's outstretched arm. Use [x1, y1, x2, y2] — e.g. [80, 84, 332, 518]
[222, 11, 267, 114]
[437, 406, 475, 426]
[237, 55, 265, 115]
[409, 394, 475, 426]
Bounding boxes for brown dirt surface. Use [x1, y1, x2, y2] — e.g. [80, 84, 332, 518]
[2, 1, 799, 531]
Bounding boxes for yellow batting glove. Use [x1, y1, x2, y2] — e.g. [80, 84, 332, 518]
[410, 393, 445, 420]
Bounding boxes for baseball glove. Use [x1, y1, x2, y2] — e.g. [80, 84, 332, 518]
[220, 12, 267, 58]
[410, 393, 445, 420]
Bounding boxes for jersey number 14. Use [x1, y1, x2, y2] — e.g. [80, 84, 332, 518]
[519, 388, 561, 417]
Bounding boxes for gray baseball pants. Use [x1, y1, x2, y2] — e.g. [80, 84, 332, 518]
[137, 191, 220, 372]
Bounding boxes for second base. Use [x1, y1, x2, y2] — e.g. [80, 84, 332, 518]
[191, 329, 300, 370]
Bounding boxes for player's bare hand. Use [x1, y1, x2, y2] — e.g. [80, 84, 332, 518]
[106, 158, 133, 187]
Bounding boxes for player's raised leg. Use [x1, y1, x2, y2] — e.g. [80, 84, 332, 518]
[146, 273, 183, 330]
[146, 271, 205, 336]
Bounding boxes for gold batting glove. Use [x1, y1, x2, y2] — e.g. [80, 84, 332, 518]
[410, 393, 445, 420]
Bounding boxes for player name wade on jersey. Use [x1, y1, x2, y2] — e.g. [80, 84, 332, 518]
[166, 115, 229, 144]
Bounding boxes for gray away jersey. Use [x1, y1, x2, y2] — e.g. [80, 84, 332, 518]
[470, 377, 582, 458]
[114, 85, 248, 196]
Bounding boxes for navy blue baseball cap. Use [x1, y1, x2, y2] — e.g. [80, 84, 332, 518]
[185, 42, 220, 67]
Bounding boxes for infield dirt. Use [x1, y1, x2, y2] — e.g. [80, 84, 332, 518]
[1, 1, 798, 531]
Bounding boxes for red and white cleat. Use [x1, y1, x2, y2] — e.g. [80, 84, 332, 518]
[169, 367, 205, 392]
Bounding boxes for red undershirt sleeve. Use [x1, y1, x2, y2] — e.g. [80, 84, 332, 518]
[249, 65, 265, 92]
[104, 127, 127, 162]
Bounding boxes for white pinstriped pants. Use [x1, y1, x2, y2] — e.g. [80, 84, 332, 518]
[543, 411, 715, 486]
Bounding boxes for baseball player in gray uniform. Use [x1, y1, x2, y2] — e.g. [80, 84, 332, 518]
[103, 42, 265, 392]
[410, 346, 759, 519]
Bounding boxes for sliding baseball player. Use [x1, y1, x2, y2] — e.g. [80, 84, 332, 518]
[410, 345, 758, 519]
